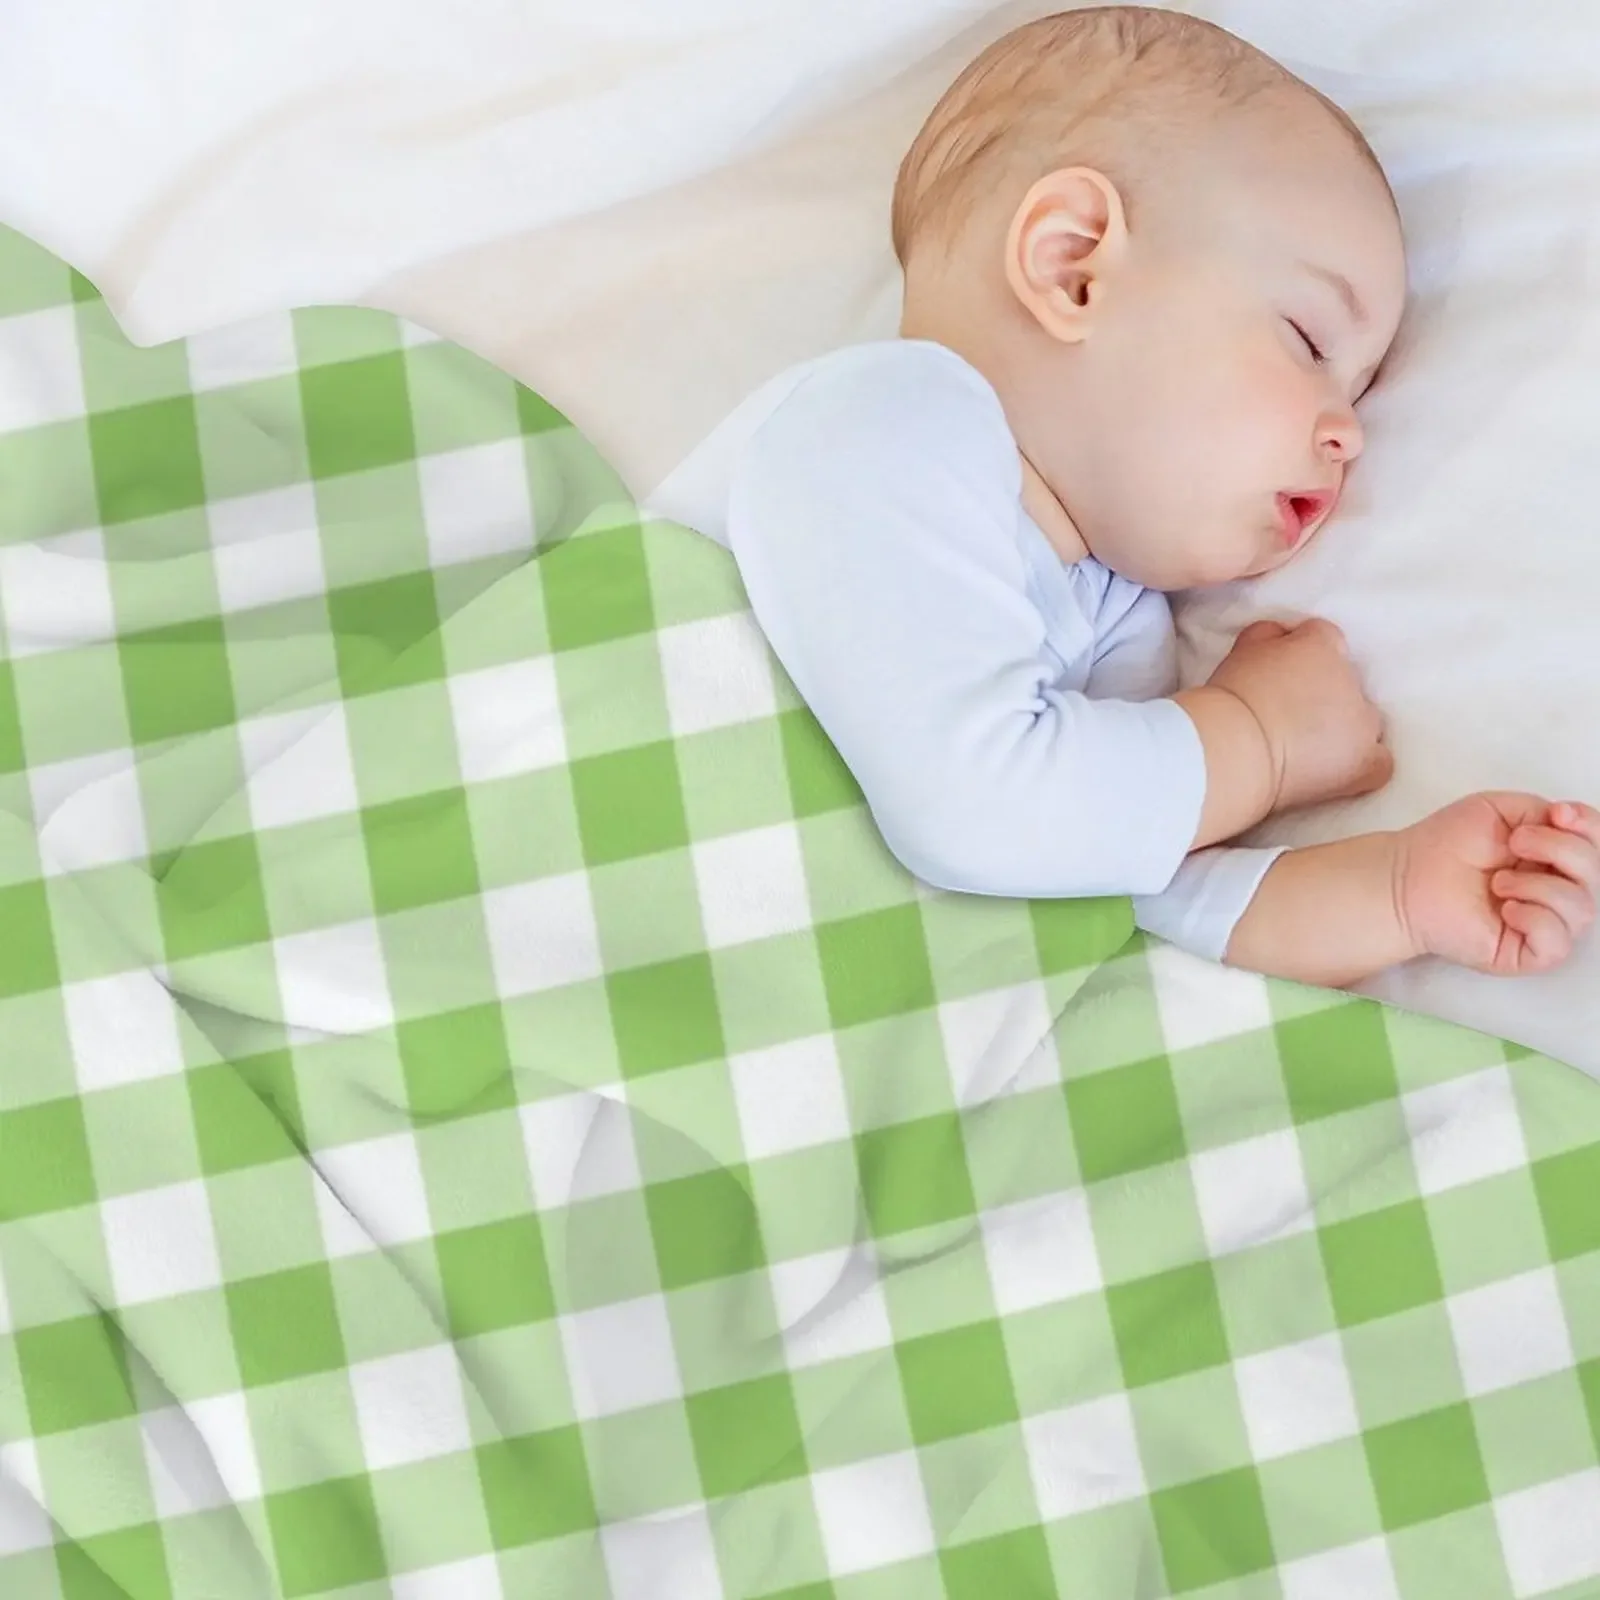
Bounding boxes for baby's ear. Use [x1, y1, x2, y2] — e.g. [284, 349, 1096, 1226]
[1005, 166, 1128, 343]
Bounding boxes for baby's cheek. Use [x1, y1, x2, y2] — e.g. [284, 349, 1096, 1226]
[1227, 365, 1312, 464]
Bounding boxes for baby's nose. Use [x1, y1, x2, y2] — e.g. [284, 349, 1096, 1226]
[1319, 409, 1364, 463]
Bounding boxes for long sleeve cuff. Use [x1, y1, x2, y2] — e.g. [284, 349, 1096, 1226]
[1131, 845, 1289, 963]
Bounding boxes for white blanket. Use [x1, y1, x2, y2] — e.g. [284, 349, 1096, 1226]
[6, 0, 1599, 1072]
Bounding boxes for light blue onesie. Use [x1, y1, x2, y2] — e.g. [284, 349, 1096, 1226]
[648, 339, 1285, 961]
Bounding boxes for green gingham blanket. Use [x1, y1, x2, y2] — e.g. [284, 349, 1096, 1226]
[1, 223, 1599, 1600]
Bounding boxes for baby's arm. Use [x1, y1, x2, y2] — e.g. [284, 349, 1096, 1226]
[1222, 832, 1416, 987]
[1084, 587, 1386, 966]
[1224, 798, 1600, 987]
[728, 346, 1219, 900]
[1171, 686, 1283, 848]
[1089, 594, 1392, 854]
[1081, 587, 1281, 851]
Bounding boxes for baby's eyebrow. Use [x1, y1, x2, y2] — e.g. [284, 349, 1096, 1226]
[1299, 260, 1369, 329]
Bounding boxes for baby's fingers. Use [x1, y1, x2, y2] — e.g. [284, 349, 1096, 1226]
[1500, 899, 1574, 973]
[1550, 801, 1600, 848]
[1492, 868, 1596, 942]
[1235, 619, 1291, 646]
[1509, 822, 1600, 893]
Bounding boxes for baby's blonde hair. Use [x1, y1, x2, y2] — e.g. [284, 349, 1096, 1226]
[892, 5, 1387, 266]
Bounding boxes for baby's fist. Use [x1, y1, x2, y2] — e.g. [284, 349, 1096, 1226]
[1208, 618, 1392, 813]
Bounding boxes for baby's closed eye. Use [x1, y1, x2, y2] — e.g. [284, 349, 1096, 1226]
[1286, 319, 1326, 364]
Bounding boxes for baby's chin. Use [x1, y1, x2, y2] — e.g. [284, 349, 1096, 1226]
[1125, 552, 1273, 593]
[1231, 552, 1292, 586]
[1090, 525, 1284, 591]
[1225, 522, 1306, 585]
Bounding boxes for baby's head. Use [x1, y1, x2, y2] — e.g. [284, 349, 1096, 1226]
[893, 6, 1407, 590]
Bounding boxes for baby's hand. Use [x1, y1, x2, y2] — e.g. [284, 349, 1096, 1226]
[1207, 619, 1392, 812]
[1396, 795, 1600, 976]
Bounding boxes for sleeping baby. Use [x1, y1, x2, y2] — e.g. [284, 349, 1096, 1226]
[653, 5, 1599, 988]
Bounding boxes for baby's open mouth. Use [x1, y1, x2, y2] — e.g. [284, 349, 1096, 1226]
[1277, 490, 1334, 547]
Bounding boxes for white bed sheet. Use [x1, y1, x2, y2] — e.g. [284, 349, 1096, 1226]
[5, 0, 1599, 1071]
[1175, 2, 1600, 1072]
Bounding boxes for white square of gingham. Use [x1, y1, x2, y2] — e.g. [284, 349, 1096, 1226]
[348, 1345, 473, 1471]
[602, 1509, 720, 1600]
[392, 1556, 507, 1600]
[1024, 1393, 1147, 1519]
[273, 922, 396, 1034]
[657, 614, 778, 738]
[100, 1181, 223, 1306]
[1233, 1334, 1361, 1462]
[482, 874, 604, 997]
[810, 1450, 936, 1577]
[520, 1092, 642, 1211]
[771, 1247, 894, 1370]
[65, 971, 186, 1092]
[314, 1133, 435, 1258]
[1280, 1538, 1401, 1600]
[0, 306, 86, 432]
[1495, 1469, 1600, 1594]
[140, 1394, 262, 1517]
[1147, 942, 1273, 1051]
[1446, 1267, 1575, 1398]
[209, 485, 327, 613]
[1403, 1067, 1530, 1196]
[692, 822, 812, 950]
[185, 314, 300, 393]
[0, 530, 118, 660]
[730, 1035, 851, 1161]
[939, 981, 1059, 1107]
[980, 1190, 1103, 1315]
[419, 441, 535, 568]
[0, 1442, 52, 1557]
[559, 1294, 683, 1421]
[448, 659, 567, 783]
[1190, 1129, 1314, 1257]
[31, 748, 149, 876]
[240, 706, 359, 832]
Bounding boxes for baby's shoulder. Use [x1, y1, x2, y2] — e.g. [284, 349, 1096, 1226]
[774, 339, 1006, 435]
[650, 340, 1017, 547]
[743, 339, 1021, 496]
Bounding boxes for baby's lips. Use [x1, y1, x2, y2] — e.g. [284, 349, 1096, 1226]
[1288, 487, 1338, 530]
